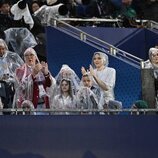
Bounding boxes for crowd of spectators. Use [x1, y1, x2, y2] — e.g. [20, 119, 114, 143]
[0, 0, 157, 60]
[0, 0, 157, 115]
[0, 36, 122, 115]
[0, 0, 158, 29]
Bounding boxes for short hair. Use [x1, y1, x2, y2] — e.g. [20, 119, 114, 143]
[0, 0, 11, 8]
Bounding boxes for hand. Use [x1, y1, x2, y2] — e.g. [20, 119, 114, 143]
[89, 65, 95, 76]
[32, 63, 42, 76]
[81, 66, 87, 75]
[41, 61, 49, 75]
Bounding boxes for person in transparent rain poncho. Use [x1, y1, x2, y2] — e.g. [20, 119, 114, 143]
[33, 1, 68, 26]
[52, 78, 77, 115]
[76, 73, 100, 114]
[81, 52, 116, 110]
[55, 64, 80, 95]
[144, 47, 158, 107]
[14, 47, 56, 115]
[4, 27, 37, 56]
[0, 39, 24, 114]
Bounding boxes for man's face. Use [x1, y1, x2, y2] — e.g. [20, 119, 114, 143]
[0, 45, 6, 57]
[61, 69, 72, 78]
[82, 76, 92, 88]
[151, 50, 158, 65]
[122, 0, 132, 5]
[1, 3, 10, 15]
[32, 3, 40, 13]
[24, 53, 36, 66]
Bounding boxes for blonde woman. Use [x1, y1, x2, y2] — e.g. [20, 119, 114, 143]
[82, 52, 116, 109]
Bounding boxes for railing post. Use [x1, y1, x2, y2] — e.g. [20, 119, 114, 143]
[140, 60, 145, 69]
[80, 32, 86, 41]
[110, 46, 117, 56]
[52, 19, 57, 27]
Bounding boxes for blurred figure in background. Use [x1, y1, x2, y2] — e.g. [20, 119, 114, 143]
[0, 38, 24, 114]
[143, 47, 158, 108]
[0, 0, 13, 31]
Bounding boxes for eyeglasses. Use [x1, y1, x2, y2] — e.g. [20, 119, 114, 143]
[24, 54, 34, 57]
[152, 53, 158, 57]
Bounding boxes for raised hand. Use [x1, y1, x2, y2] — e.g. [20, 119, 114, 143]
[41, 61, 49, 75]
[81, 66, 87, 75]
[89, 65, 95, 76]
[32, 63, 42, 76]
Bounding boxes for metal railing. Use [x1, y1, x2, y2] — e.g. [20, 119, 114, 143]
[50, 17, 143, 69]
[0, 108, 158, 115]
[57, 18, 158, 30]
[149, 20, 158, 30]
[56, 17, 123, 27]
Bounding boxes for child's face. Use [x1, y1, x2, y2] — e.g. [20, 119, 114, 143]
[61, 80, 70, 92]
[82, 76, 92, 88]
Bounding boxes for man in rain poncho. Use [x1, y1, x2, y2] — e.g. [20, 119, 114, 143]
[0, 38, 24, 114]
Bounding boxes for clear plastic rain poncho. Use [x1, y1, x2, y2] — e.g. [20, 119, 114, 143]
[143, 47, 158, 108]
[144, 48, 158, 79]
[11, 0, 34, 29]
[14, 47, 56, 108]
[91, 52, 116, 109]
[52, 78, 77, 114]
[77, 73, 99, 110]
[77, 87, 98, 110]
[0, 39, 24, 82]
[4, 28, 37, 56]
[21, 100, 35, 115]
[34, 3, 67, 25]
[55, 64, 80, 95]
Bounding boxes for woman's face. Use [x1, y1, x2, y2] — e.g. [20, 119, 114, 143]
[61, 69, 72, 78]
[93, 54, 104, 68]
[24, 52, 37, 66]
[61, 80, 70, 92]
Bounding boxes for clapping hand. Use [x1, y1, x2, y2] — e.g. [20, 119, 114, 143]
[41, 61, 49, 75]
[32, 63, 42, 76]
[81, 66, 87, 75]
[89, 65, 95, 76]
